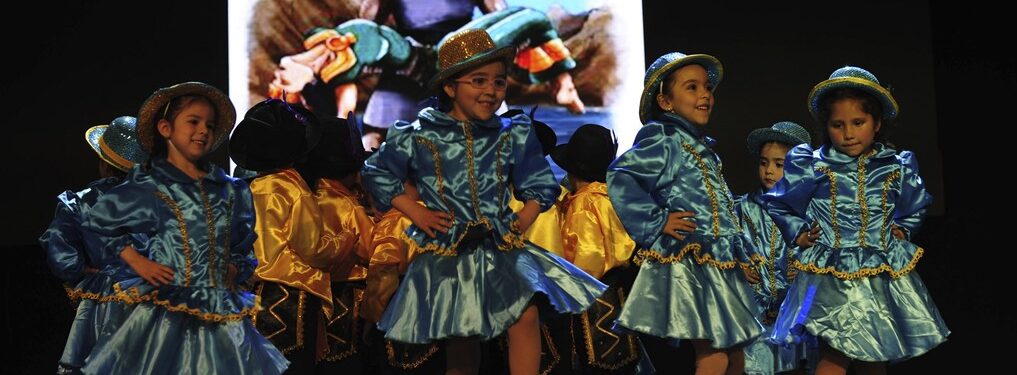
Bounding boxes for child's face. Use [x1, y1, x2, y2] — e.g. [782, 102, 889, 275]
[444, 61, 507, 123]
[826, 98, 881, 157]
[656, 64, 713, 126]
[158, 99, 216, 165]
[758, 142, 790, 191]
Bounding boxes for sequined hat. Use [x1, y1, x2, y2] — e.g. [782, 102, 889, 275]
[808, 66, 898, 122]
[639, 52, 723, 123]
[745, 121, 812, 155]
[551, 124, 617, 183]
[136, 82, 236, 153]
[428, 28, 515, 93]
[85, 116, 149, 172]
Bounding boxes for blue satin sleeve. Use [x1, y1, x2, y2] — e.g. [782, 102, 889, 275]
[607, 123, 674, 248]
[363, 121, 414, 212]
[509, 114, 560, 210]
[39, 191, 86, 283]
[230, 180, 258, 284]
[84, 179, 159, 262]
[893, 151, 931, 239]
[766, 144, 818, 245]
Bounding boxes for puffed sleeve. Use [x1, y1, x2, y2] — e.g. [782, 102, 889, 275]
[83, 176, 159, 261]
[508, 114, 560, 210]
[893, 151, 932, 239]
[39, 191, 86, 283]
[606, 123, 675, 248]
[362, 121, 415, 212]
[563, 193, 635, 279]
[765, 144, 819, 245]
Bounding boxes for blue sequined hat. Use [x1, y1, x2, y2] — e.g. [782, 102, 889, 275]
[808, 66, 898, 122]
[85, 116, 150, 172]
[639, 52, 723, 123]
[428, 28, 515, 93]
[745, 121, 812, 155]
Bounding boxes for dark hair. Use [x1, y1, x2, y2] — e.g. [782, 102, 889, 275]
[660, 63, 711, 97]
[756, 140, 794, 157]
[98, 160, 128, 180]
[816, 88, 888, 146]
[147, 95, 218, 166]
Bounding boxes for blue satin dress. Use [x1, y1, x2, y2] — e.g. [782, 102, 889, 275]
[40, 177, 137, 370]
[736, 190, 816, 374]
[362, 108, 607, 344]
[79, 159, 288, 374]
[607, 113, 763, 349]
[765, 143, 949, 362]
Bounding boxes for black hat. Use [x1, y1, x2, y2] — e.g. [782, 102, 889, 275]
[502, 106, 556, 156]
[301, 111, 371, 179]
[551, 124, 617, 183]
[229, 99, 322, 171]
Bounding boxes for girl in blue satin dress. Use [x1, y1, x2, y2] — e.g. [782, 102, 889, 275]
[765, 67, 949, 375]
[361, 29, 606, 375]
[39, 116, 148, 374]
[736, 121, 817, 375]
[80, 82, 288, 374]
[607, 52, 764, 375]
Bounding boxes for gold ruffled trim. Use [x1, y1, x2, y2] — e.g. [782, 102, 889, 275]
[792, 246, 924, 280]
[682, 143, 740, 238]
[64, 285, 121, 303]
[113, 283, 261, 323]
[633, 243, 746, 270]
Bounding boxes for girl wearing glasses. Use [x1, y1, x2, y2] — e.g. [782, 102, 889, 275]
[362, 28, 606, 375]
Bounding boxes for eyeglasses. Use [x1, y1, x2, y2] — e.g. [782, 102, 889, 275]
[454, 76, 509, 91]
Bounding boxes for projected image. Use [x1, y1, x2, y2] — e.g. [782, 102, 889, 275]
[229, 0, 645, 174]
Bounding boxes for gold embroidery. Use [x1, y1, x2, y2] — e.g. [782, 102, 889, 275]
[324, 287, 363, 361]
[197, 181, 218, 288]
[64, 285, 120, 303]
[415, 137, 453, 219]
[682, 144, 721, 238]
[385, 340, 440, 369]
[155, 191, 192, 286]
[881, 170, 902, 248]
[222, 197, 233, 286]
[856, 151, 873, 247]
[815, 166, 840, 247]
[633, 243, 738, 270]
[495, 133, 510, 206]
[539, 323, 561, 375]
[793, 247, 924, 280]
[461, 122, 486, 221]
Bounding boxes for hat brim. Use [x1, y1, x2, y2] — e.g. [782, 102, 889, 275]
[137, 82, 236, 153]
[746, 128, 809, 155]
[86, 125, 133, 172]
[427, 46, 516, 93]
[639, 54, 723, 124]
[808, 77, 898, 122]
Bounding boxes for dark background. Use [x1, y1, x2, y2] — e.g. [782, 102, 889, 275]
[2, 1, 1012, 373]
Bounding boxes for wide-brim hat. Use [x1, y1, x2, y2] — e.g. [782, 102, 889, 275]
[229, 99, 322, 172]
[85, 116, 149, 172]
[808, 66, 898, 121]
[639, 52, 723, 123]
[136, 82, 236, 153]
[428, 28, 515, 93]
[550, 124, 617, 183]
[746, 121, 812, 155]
